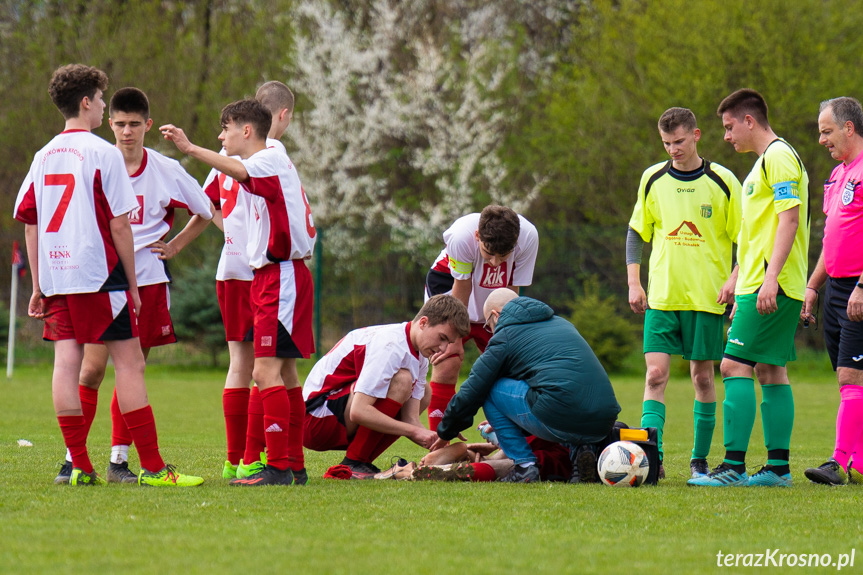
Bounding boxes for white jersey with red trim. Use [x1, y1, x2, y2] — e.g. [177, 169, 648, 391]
[129, 148, 213, 286]
[14, 130, 138, 296]
[303, 322, 428, 402]
[204, 139, 286, 280]
[242, 146, 316, 269]
[430, 212, 539, 321]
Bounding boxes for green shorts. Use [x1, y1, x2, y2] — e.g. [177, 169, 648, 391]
[643, 309, 725, 361]
[724, 293, 802, 366]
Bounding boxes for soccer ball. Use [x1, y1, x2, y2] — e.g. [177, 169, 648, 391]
[597, 441, 650, 487]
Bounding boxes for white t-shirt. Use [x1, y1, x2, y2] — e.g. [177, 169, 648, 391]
[303, 322, 428, 403]
[204, 139, 287, 280]
[242, 146, 316, 269]
[429, 213, 539, 321]
[14, 130, 138, 296]
[128, 148, 213, 286]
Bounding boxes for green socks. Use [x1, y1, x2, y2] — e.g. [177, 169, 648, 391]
[761, 384, 794, 466]
[692, 400, 716, 460]
[722, 377, 756, 464]
[641, 400, 666, 461]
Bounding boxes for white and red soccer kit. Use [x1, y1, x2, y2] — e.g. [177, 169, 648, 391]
[427, 212, 539, 323]
[303, 322, 427, 451]
[239, 145, 316, 358]
[15, 129, 139, 343]
[128, 147, 213, 347]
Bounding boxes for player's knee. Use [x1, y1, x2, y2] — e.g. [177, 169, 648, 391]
[691, 371, 714, 393]
[387, 369, 414, 403]
[645, 365, 668, 390]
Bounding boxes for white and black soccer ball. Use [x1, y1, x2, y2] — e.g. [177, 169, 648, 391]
[597, 441, 650, 487]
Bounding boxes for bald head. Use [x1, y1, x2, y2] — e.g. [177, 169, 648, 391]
[483, 288, 518, 319]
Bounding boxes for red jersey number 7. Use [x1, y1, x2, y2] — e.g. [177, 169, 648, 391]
[45, 173, 75, 233]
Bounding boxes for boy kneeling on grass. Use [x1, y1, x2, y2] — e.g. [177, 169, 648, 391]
[304, 295, 470, 479]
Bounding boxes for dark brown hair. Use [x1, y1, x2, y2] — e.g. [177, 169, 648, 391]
[48, 64, 109, 119]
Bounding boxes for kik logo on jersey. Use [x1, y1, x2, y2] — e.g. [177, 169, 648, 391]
[128, 196, 145, 225]
[479, 262, 509, 289]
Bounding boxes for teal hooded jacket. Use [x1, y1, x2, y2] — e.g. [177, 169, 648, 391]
[437, 296, 620, 443]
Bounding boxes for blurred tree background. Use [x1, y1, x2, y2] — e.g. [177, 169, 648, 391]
[1, 0, 857, 368]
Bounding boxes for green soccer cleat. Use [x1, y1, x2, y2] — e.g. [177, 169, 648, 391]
[687, 462, 748, 487]
[236, 452, 267, 479]
[138, 464, 204, 487]
[748, 465, 792, 487]
[222, 460, 238, 479]
[848, 465, 863, 485]
[70, 468, 106, 486]
[804, 458, 847, 486]
[107, 461, 139, 484]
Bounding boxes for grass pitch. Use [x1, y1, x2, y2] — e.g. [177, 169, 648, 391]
[1, 360, 860, 574]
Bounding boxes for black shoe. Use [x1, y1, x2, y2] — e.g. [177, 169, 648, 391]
[690, 458, 710, 479]
[107, 461, 139, 484]
[804, 458, 847, 486]
[569, 445, 598, 484]
[229, 464, 293, 486]
[340, 456, 380, 478]
[54, 461, 73, 485]
[499, 464, 541, 483]
[292, 468, 309, 486]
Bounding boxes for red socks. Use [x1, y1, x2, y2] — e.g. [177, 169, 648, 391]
[260, 386, 292, 471]
[78, 386, 99, 436]
[286, 387, 305, 471]
[243, 386, 266, 463]
[122, 405, 165, 473]
[346, 398, 402, 462]
[111, 388, 134, 447]
[471, 462, 497, 482]
[428, 381, 455, 432]
[58, 415, 93, 473]
[222, 388, 250, 465]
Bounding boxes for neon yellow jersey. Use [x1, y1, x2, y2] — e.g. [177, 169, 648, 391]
[736, 139, 809, 300]
[629, 159, 742, 313]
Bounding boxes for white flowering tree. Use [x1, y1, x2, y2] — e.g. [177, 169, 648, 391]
[288, 0, 553, 268]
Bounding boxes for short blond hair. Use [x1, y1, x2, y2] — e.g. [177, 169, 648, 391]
[415, 295, 470, 337]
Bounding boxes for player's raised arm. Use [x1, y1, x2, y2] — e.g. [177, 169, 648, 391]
[159, 124, 250, 182]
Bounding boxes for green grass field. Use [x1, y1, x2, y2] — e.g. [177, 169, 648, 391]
[2, 359, 860, 574]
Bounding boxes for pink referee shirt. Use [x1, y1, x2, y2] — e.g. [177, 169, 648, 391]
[823, 150, 863, 278]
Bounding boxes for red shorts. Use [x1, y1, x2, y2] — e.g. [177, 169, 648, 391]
[251, 260, 314, 359]
[303, 389, 351, 451]
[42, 291, 138, 344]
[137, 283, 175, 348]
[465, 322, 491, 353]
[217, 279, 253, 342]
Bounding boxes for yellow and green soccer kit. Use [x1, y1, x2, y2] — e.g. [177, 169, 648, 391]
[735, 139, 809, 301]
[629, 159, 742, 314]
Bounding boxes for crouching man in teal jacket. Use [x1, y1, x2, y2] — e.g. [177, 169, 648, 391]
[433, 288, 621, 483]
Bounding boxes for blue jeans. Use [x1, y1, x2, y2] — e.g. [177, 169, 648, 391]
[482, 377, 583, 465]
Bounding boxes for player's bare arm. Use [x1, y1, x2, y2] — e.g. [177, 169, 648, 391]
[109, 214, 141, 316]
[24, 224, 44, 319]
[802, 251, 827, 325]
[150, 202, 216, 260]
[451, 277, 472, 308]
[849, 280, 863, 322]
[350, 392, 438, 449]
[758, 206, 799, 315]
[159, 124, 250, 182]
[717, 264, 739, 305]
[627, 262, 648, 314]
